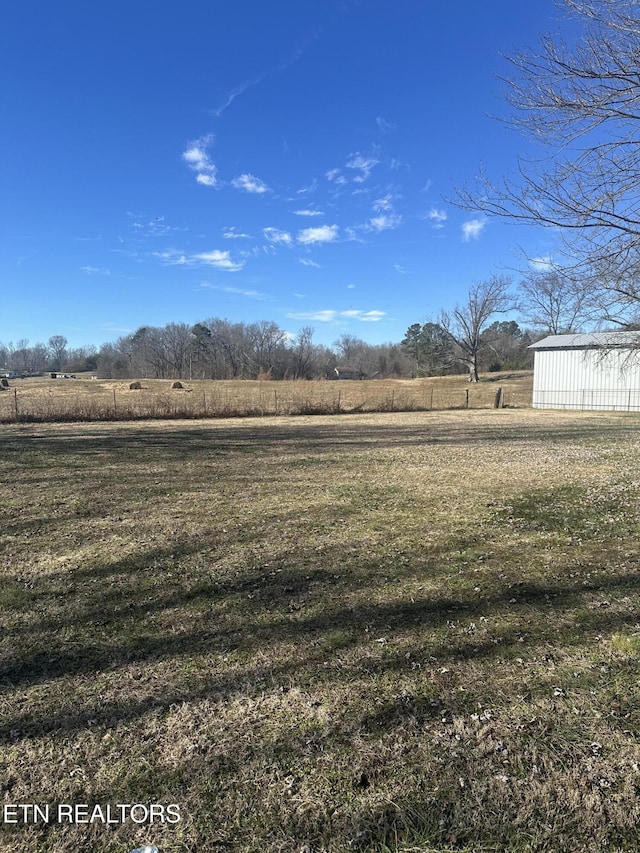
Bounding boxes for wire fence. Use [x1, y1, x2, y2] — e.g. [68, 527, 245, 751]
[0, 376, 533, 424]
[532, 387, 640, 411]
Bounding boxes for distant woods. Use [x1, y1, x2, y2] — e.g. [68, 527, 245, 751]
[7, 266, 601, 381]
[0, 322, 413, 381]
[6, 275, 587, 382]
[95, 322, 416, 381]
[1, 309, 536, 381]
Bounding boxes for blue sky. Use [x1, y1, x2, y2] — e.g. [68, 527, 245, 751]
[2, 0, 566, 350]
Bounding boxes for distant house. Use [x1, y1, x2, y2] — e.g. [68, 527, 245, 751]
[530, 332, 640, 411]
[1, 370, 18, 379]
[334, 366, 365, 380]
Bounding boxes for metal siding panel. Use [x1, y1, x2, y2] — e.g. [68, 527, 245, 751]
[533, 345, 640, 410]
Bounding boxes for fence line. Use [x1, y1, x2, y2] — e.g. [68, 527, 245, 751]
[0, 379, 529, 424]
[532, 387, 640, 411]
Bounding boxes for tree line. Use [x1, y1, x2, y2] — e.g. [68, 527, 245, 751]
[0, 336, 98, 376]
[2, 265, 597, 382]
[96, 321, 417, 381]
[0, 324, 416, 381]
[1, 315, 534, 382]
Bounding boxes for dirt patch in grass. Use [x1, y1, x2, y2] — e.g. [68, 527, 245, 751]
[1, 409, 640, 852]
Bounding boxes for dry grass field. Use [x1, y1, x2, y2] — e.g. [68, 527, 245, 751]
[2, 407, 640, 852]
[0, 372, 533, 423]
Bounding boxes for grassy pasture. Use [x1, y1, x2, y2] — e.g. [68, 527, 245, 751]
[0, 372, 533, 423]
[1, 408, 640, 852]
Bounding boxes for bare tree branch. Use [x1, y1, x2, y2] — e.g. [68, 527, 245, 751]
[456, 0, 640, 321]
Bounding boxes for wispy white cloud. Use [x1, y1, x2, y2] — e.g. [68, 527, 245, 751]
[127, 212, 183, 238]
[287, 309, 337, 322]
[346, 152, 379, 182]
[394, 263, 409, 274]
[427, 207, 447, 227]
[286, 309, 386, 322]
[294, 209, 323, 217]
[325, 168, 348, 186]
[366, 213, 402, 232]
[100, 323, 132, 334]
[213, 78, 262, 119]
[154, 249, 244, 272]
[461, 218, 486, 241]
[231, 173, 269, 194]
[146, 217, 178, 236]
[299, 258, 321, 268]
[297, 224, 339, 245]
[529, 255, 554, 271]
[193, 250, 245, 270]
[182, 135, 217, 187]
[81, 265, 111, 276]
[213, 28, 323, 118]
[373, 195, 394, 212]
[376, 116, 395, 134]
[197, 282, 264, 299]
[223, 227, 252, 239]
[263, 227, 293, 246]
[297, 179, 318, 195]
[343, 226, 366, 243]
[342, 310, 386, 321]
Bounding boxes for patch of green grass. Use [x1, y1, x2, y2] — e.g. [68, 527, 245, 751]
[0, 579, 32, 610]
[498, 481, 640, 539]
[611, 632, 640, 655]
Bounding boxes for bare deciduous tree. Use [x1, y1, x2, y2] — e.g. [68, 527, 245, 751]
[518, 266, 590, 334]
[457, 0, 640, 322]
[441, 275, 512, 382]
[48, 335, 68, 371]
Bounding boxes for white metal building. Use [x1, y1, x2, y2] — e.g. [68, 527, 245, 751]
[530, 332, 640, 411]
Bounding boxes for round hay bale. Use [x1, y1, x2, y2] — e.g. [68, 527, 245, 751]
[129, 381, 142, 390]
[0, 378, 9, 388]
[171, 380, 183, 389]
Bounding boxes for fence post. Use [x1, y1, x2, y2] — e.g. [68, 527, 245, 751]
[14, 388, 18, 421]
[494, 387, 504, 409]
[465, 388, 469, 409]
[113, 387, 117, 416]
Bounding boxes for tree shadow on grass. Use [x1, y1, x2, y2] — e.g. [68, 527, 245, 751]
[3, 414, 639, 464]
[1, 519, 639, 740]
